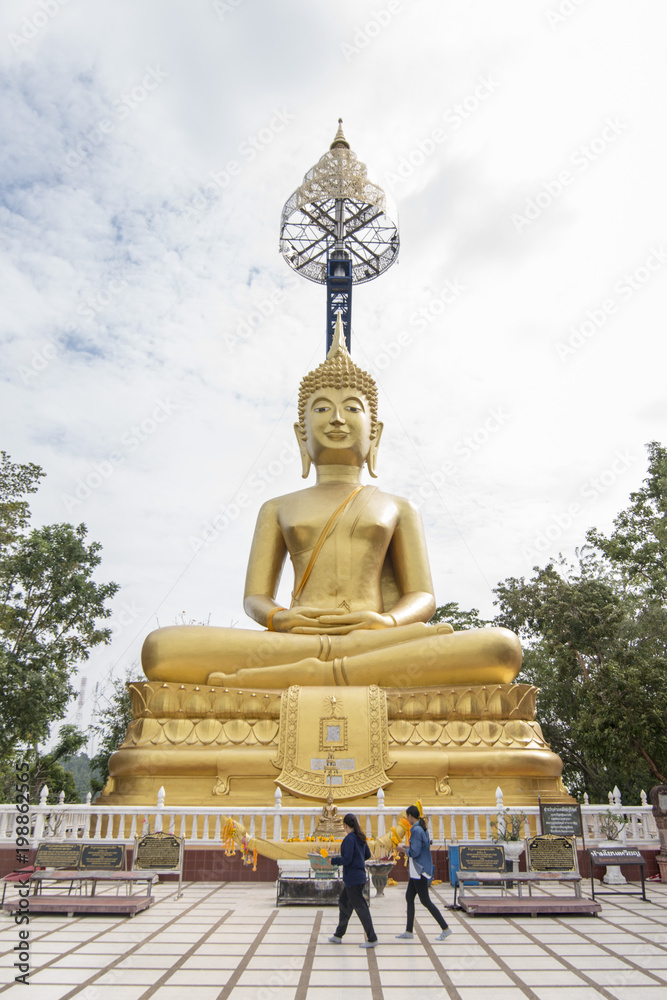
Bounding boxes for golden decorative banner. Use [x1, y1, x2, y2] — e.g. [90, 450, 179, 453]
[274, 685, 392, 800]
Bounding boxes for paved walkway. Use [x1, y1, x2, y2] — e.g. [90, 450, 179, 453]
[1, 878, 666, 999]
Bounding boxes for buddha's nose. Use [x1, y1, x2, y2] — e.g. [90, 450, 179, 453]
[330, 408, 345, 424]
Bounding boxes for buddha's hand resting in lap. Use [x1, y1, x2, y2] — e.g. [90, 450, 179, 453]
[272, 606, 395, 635]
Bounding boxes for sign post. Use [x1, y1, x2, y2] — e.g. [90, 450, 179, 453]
[133, 832, 184, 899]
[588, 848, 647, 901]
[539, 800, 585, 848]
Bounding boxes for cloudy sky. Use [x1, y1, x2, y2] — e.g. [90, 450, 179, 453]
[2, 0, 666, 731]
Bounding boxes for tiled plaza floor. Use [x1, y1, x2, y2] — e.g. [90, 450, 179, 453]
[1, 878, 666, 998]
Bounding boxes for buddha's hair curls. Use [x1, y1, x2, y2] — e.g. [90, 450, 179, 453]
[297, 338, 378, 434]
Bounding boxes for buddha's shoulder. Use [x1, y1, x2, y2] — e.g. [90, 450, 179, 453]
[256, 486, 420, 516]
[261, 486, 419, 516]
[254, 487, 317, 515]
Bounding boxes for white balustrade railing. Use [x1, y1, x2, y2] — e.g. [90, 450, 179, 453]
[0, 784, 658, 849]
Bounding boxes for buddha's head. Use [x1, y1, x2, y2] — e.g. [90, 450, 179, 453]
[295, 316, 383, 478]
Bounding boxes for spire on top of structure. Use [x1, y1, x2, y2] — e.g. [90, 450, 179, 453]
[327, 311, 348, 359]
[280, 120, 400, 356]
[330, 118, 351, 151]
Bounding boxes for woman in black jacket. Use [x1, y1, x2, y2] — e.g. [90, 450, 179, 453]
[329, 813, 378, 947]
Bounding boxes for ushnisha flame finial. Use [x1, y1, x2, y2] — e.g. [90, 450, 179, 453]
[297, 311, 378, 435]
[327, 311, 348, 359]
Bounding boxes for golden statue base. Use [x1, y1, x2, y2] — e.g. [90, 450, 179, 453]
[98, 679, 572, 808]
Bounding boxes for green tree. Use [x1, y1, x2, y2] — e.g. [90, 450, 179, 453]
[430, 601, 490, 629]
[493, 443, 667, 802]
[29, 725, 89, 804]
[89, 670, 134, 797]
[61, 752, 96, 801]
[0, 453, 118, 799]
[0, 451, 43, 550]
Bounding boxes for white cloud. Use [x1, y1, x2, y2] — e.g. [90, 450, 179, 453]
[1, 0, 666, 727]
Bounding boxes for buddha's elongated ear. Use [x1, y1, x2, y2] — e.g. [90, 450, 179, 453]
[294, 423, 311, 479]
[366, 422, 383, 478]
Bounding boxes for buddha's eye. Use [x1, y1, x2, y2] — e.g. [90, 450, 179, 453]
[346, 405, 361, 413]
[313, 406, 330, 413]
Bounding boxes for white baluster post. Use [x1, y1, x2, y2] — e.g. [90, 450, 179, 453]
[377, 788, 385, 838]
[33, 786, 49, 843]
[155, 787, 165, 832]
[496, 786, 506, 840]
[273, 787, 282, 841]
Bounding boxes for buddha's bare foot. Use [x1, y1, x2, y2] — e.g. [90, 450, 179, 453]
[208, 672, 236, 687]
[435, 622, 454, 634]
[208, 657, 336, 690]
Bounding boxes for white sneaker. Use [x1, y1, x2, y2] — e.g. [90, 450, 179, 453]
[395, 931, 414, 939]
[436, 927, 453, 941]
[328, 935, 342, 944]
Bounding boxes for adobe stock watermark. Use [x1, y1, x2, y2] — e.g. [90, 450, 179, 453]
[61, 397, 181, 514]
[555, 246, 667, 361]
[13, 760, 31, 985]
[408, 406, 511, 510]
[17, 339, 61, 385]
[61, 66, 169, 173]
[77, 270, 132, 322]
[520, 449, 636, 562]
[8, 0, 74, 53]
[190, 438, 300, 553]
[180, 108, 296, 219]
[223, 277, 299, 353]
[340, 0, 404, 63]
[108, 600, 145, 640]
[511, 116, 627, 234]
[17, 270, 132, 385]
[385, 76, 501, 188]
[212, 0, 244, 20]
[368, 278, 467, 375]
[252, 956, 303, 1000]
[545, 0, 591, 29]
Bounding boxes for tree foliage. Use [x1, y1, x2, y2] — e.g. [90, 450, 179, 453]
[89, 670, 134, 797]
[0, 453, 118, 793]
[494, 443, 667, 802]
[430, 601, 490, 630]
[29, 725, 89, 804]
[61, 752, 97, 801]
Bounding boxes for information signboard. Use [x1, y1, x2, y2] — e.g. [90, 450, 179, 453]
[588, 847, 647, 901]
[540, 802, 584, 842]
[34, 842, 82, 869]
[459, 844, 505, 872]
[134, 833, 182, 871]
[133, 832, 184, 898]
[527, 834, 577, 872]
[80, 844, 126, 870]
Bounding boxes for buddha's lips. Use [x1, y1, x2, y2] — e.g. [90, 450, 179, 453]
[326, 432, 348, 440]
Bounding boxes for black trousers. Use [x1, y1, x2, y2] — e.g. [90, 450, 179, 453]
[405, 876, 448, 933]
[335, 883, 377, 942]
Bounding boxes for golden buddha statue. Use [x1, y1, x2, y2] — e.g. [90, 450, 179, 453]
[142, 317, 521, 691]
[104, 316, 568, 812]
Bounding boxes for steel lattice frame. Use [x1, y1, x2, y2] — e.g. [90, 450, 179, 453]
[279, 147, 399, 285]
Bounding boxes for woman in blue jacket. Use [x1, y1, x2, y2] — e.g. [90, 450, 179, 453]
[396, 804, 451, 941]
[329, 813, 378, 948]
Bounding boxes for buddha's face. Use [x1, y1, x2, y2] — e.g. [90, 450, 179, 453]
[303, 387, 374, 468]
